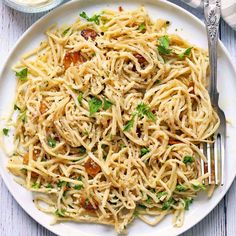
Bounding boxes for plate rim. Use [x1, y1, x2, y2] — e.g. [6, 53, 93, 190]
[0, 0, 236, 235]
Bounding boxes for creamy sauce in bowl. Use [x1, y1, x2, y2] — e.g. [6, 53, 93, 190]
[11, 0, 52, 6]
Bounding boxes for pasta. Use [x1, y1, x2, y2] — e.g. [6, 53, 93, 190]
[4, 7, 220, 233]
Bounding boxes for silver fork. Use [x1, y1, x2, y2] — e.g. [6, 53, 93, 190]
[201, 0, 226, 186]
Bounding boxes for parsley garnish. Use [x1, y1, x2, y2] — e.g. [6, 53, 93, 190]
[138, 204, 147, 209]
[62, 27, 70, 36]
[157, 36, 171, 55]
[138, 23, 146, 31]
[184, 198, 193, 210]
[192, 183, 206, 190]
[183, 155, 194, 165]
[74, 184, 83, 190]
[77, 92, 83, 104]
[80, 11, 101, 25]
[78, 146, 86, 154]
[16, 68, 28, 81]
[19, 110, 27, 123]
[55, 209, 65, 217]
[48, 137, 56, 148]
[162, 197, 174, 210]
[46, 183, 52, 188]
[157, 191, 167, 199]
[31, 182, 40, 189]
[57, 180, 66, 188]
[14, 104, 20, 110]
[103, 99, 113, 111]
[89, 97, 103, 115]
[176, 184, 186, 192]
[140, 147, 150, 157]
[136, 102, 156, 122]
[146, 196, 152, 204]
[123, 115, 135, 132]
[179, 47, 192, 59]
[2, 128, 9, 136]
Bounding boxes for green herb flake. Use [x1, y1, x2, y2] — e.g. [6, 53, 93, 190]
[133, 211, 139, 217]
[183, 155, 194, 165]
[176, 184, 186, 192]
[136, 102, 156, 122]
[184, 198, 193, 210]
[16, 68, 28, 81]
[138, 23, 146, 31]
[140, 147, 150, 157]
[19, 110, 27, 123]
[31, 182, 41, 189]
[78, 146, 86, 154]
[48, 137, 56, 148]
[77, 176, 82, 181]
[46, 183, 52, 188]
[146, 195, 152, 204]
[14, 104, 20, 110]
[74, 184, 83, 190]
[57, 181, 66, 188]
[20, 168, 27, 174]
[123, 115, 135, 132]
[2, 128, 9, 136]
[157, 191, 167, 199]
[103, 99, 113, 111]
[62, 27, 70, 36]
[138, 204, 147, 209]
[89, 97, 103, 115]
[162, 197, 174, 210]
[157, 36, 171, 55]
[55, 209, 66, 217]
[79, 11, 101, 25]
[192, 183, 206, 191]
[77, 92, 83, 104]
[179, 47, 193, 59]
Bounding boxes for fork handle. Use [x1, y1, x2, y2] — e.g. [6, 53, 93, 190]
[203, 0, 221, 105]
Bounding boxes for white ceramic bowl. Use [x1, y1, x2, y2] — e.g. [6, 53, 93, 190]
[3, 0, 64, 13]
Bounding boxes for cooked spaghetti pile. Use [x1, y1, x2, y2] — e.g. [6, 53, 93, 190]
[5, 7, 219, 233]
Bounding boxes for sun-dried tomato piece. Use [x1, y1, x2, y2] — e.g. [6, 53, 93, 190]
[81, 28, 98, 41]
[168, 138, 181, 145]
[133, 53, 146, 65]
[63, 51, 84, 70]
[84, 158, 101, 177]
[80, 195, 99, 211]
[40, 102, 47, 114]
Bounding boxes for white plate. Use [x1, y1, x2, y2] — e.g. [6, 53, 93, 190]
[0, 0, 236, 235]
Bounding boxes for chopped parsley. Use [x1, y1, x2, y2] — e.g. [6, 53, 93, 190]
[74, 184, 83, 190]
[103, 99, 113, 110]
[183, 155, 194, 165]
[46, 183, 52, 188]
[192, 183, 206, 190]
[140, 147, 150, 157]
[2, 128, 9, 136]
[176, 184, 186, 192]
[138, 204, 147, 209]
[31, 182, 40, 189]
[146, 195, 152, 204]
[14, 104, 20, 110]
[89, 97, 103, 115]
[19, 110, 27, 123]
[138, 23, 146, 31]
[55, 209, 65, 217]
[179, 47, 193, 59]
[79, 11, 101, 25]
[157, 191, 167, 199]
[123, 115, 135, 132]
[136, 102, 156, 122]
[184, 198, 193, 210]
[77, 92, 83, 104]
[16, 68, 28, 81]
[162, 197, 174, 210]
[78, 146, 86, 154]
[157, 35, 171, 55]
[48, 137, 56, 148]
[62, 27, 70, 36]
[57, 180, 66, 188]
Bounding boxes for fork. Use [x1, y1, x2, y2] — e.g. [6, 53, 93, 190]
[201, 0, 226, 186]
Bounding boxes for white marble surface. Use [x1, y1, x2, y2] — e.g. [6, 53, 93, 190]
[0, 1, 235, 235]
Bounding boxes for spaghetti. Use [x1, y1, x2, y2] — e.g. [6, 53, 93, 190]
[4, 7, 219, 233]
